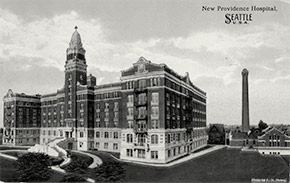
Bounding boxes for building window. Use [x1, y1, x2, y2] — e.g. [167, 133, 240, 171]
[104, 132, 109, 138]
[105, 103, 109, 109]
[105, 112, 109, 119]
[128, 108, 134, 116]
[139, 79, 146, 89]
[138, 93, 147, 104]
[114, 102, 118, 109]
[127, 134, 133, 143]
[167, 134, 171, 143]
[60, 131, 63, 137]
[138, 107, 147, 118]
[105, 121, 109, 128]
[113, 143, 118, 150]
[96, 142, 100, 149]
[173, 148, 176, 156]
[104, 143, 108, 149]
[168, 150, 171, 157]
[96, 112, 100, 119]
[128, 95, 134, 103]
[53, 131, 56, 136]
[96, 103, 100, 110]
[80, 132, 84, 138]
[151, 135, 158, 144]
[127, 121, 133, 128]
[43, 130, 45, 135]
[151, 93, 159, 104]
[151, 106, 159, 117]
[137, 134, 146, 145]
[151, 120, 159, 129]
[96, 122, 100, 128]
[137, 149, 145, 158]
[127, 149, 133, 157]
[151, 151, 158, 159]
[151, 77, 159, 86]
[113, 132, 118, 139]
[96, 132, 100, 138]
[114, 112, 119, 119]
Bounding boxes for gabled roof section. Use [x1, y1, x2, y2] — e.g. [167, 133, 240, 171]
[4, 89, 15, 98]
[4, 89, 41, 99]
[121, 56, 206, 95]
[121, 56, 164, 77]
[209, 124, 225, 133]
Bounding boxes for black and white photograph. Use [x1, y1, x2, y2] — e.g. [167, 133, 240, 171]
[0, 0, 289, 182]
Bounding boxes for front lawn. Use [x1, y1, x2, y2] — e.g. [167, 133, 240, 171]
[0, 146, 29, 151]
[1, 150, 26, 157]
[89, 148, 289, 182]
[0, 156, 64, 182]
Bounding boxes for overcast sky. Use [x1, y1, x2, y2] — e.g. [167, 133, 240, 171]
[0, 0, 289, 127]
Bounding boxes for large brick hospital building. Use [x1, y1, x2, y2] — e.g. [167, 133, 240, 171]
[3, 27, 207, 163]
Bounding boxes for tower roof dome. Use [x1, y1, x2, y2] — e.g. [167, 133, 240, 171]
[69, 26, 83, 49]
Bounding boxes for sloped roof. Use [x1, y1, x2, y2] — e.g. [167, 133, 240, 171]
[209, 124, 225, 133]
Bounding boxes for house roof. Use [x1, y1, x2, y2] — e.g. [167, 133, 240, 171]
[209, 124, 225, 133]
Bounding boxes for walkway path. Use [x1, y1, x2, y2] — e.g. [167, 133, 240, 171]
[109, 145, 226, 167]
[0, 149, 95, 183]
[72, 150, 103, 168]
[0, 149, 27, 160]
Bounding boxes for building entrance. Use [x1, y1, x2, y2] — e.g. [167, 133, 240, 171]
[68, 142, 73, 150]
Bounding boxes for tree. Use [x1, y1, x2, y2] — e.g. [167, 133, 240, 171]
[93, 161, 126, 182]
[61, 173, 86, 182]
[16, 152, 51, 182]
[258, 120, 268, 130]
[64, 155, 89, 174]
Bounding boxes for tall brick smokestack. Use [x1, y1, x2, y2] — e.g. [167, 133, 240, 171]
[242, 68, 250, 132]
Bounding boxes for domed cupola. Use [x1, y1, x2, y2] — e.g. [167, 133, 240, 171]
[69, 26, 83, 49]
[66, 26, 86, 61]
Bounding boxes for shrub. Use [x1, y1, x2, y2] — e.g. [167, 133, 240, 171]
[61, 173, 86, 182]
[49, 156, 64, 166]
[16, 152, 51, 182]
[64, 155, 89, 174]
[93, 161, 126, 182]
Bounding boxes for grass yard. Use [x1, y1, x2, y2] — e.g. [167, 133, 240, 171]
[1, 147, 288, 182]
[0, 157, 18, 182]
[0, 157, 64, 182]
[71, 151, 94, 166]
[1, 150, 27, 157]
[0, 146, 29, 151]
[89, 148, 289, 182]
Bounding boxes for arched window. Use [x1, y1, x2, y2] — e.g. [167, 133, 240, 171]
[151, 135, 158, 144]
[127, 134, 133, 143]
[104, 132, 109, 138]
[96, 131, 100, 138]
[114, 132, 118, 139]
